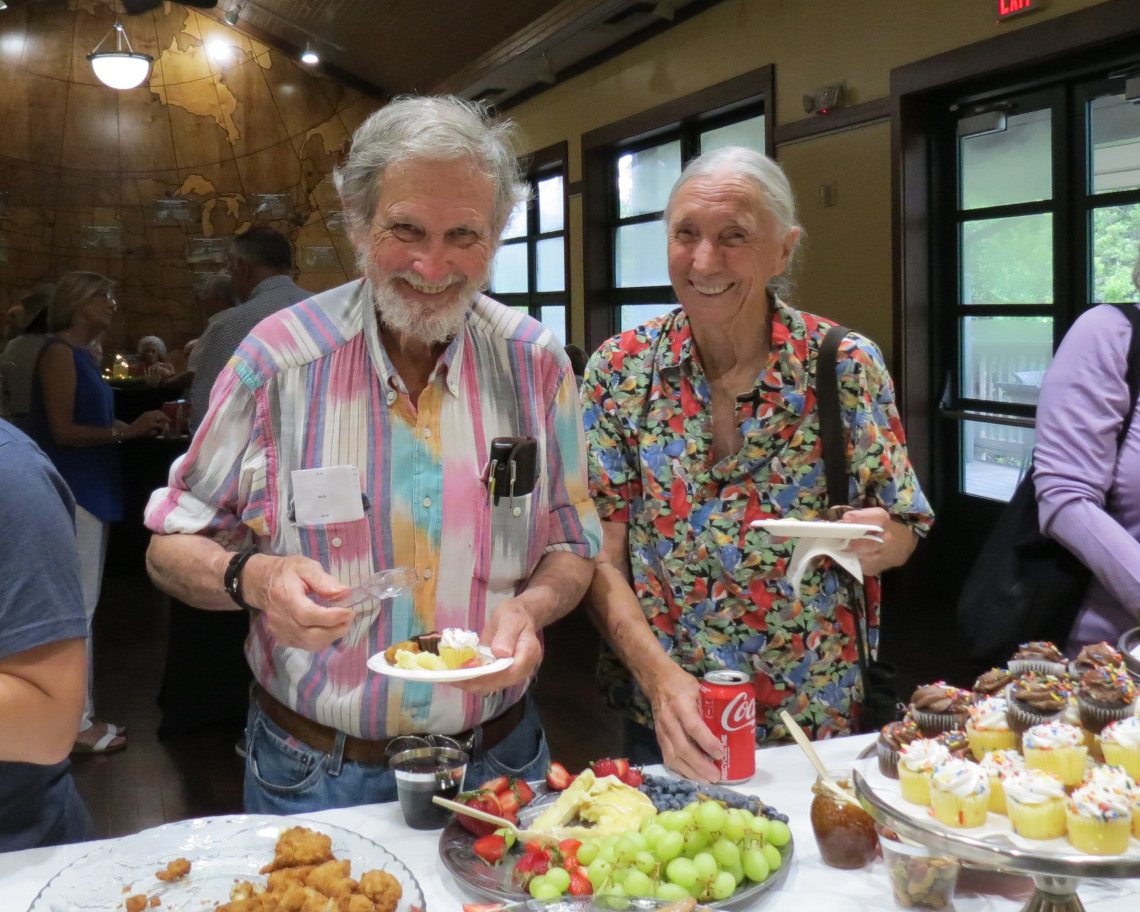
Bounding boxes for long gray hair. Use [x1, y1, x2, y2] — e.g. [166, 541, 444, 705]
[334, 95, 529, 244]
[665, 146, 803, 296]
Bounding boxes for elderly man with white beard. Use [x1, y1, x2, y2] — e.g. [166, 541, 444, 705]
[143, 96, 601, 814]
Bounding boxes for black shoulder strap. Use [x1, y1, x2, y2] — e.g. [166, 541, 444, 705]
[1111, 304, 1140, 448]
[818, 324, 851, 508]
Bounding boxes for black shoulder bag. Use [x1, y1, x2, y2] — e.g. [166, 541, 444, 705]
[817, 324, 903, 731]
[956, 304, 1140, 669]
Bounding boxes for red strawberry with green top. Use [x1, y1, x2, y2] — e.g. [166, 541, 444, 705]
[545, 762, 572, 790]
[511, 849, 550, 888]
[591, 757, 620, 779]
[496, 788, 521, 817]
[480, 776, 509, 793]
[454, 788, 503, 837]
[473, 834, 508, 865]
[511, 778, 536, 807]
[620, 767, 644, 788]
[568, 871, 593, 895]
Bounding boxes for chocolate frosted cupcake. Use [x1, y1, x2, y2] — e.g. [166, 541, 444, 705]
[877, 718, 922, 779]
[1077, 666, 1137, 734]
[1008, 641, 1066, 677]
[909, 682, 973, 736]
[1068, 641, 1124, 679]
[935, 728, 972, 760]
[1007, 673, 1070, 734]
[973, 667, 1015, 699]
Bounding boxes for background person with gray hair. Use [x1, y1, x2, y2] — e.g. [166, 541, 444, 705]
[0, 283, 53, 427]
[144, 96, 600, 814]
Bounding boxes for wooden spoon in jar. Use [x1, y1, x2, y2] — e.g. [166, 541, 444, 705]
[778, 709, 863, 808]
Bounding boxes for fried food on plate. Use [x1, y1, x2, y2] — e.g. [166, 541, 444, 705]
[259, 826, 334, 873]
[155, 857, 191, 881]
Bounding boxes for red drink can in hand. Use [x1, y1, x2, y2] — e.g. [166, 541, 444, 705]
[700, 669, 757, 783]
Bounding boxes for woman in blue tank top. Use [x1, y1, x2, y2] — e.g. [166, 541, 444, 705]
[27, 272, 168, 754]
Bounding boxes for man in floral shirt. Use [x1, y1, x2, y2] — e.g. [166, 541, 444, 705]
[583, 147, 933, 781]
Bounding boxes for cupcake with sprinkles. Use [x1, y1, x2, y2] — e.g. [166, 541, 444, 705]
[929, 758, 991, 828]
[877, 717, 922, 779]
[1022, 721, 1088, 787]
[935, 728, 972, 760]
[898, 738, 950, 806]
[1068, 641, 1124, 679]
[1008, 641, 1067, 677]
[1077, 666, 1137, 735]
[1003, 768, 1068, 839]
[1066, 781, 1133, 855]
[909, 682, 974, 736]
[973, 667, 1016, 700]
[965, 696, 1018, 759]
[1007, 673, 1070, 734]
[1098, 716, 1140, 781]
[979, 748, 1026, 814]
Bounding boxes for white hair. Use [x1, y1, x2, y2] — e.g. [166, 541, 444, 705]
[334, 95, 530, 243]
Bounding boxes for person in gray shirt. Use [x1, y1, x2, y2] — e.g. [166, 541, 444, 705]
[188, 227, 310, 432]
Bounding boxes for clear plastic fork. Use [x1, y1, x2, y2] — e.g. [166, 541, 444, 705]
[316, 566, 418, 609]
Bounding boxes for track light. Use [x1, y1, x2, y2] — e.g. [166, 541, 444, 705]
[224, 3, 242, 26]
[300, 45, 319, 65]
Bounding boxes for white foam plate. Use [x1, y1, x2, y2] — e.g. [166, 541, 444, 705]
[750, 519, 883, 540]
[367, 646, 514, 683]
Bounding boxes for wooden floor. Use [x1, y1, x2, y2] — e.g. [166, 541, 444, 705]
[71, 558, 623, 839]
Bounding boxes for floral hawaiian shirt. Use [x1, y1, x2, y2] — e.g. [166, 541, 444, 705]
[583, 299, 934, 744]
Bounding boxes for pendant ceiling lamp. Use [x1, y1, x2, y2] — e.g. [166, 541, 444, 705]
[88, 14, 153, 90]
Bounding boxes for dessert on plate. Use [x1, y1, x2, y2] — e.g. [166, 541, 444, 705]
[382, 628, 487, 671]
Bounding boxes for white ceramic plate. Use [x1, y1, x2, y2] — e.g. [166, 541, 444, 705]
[367, 646, 514, 683]
[29, 814, 426, 912]
[750, 519, 883, 540]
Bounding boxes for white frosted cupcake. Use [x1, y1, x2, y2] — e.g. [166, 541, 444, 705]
[898, 739, 950, 806]
[980, 749, 1026, 814]
[1098, 716, 1140, 781]
[966, 696, 1018, 759]
[1003, 768, 1067, 839]
[929, 758, 991, 828]
[438, 627, 480, 669]
[1066, 782, 1133, 855]
[1022, 721, 1088, 786]
[1082, 764, 1140, 838]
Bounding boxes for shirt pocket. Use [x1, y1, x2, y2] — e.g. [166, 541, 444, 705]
[292, 514, 376, 576]
[478, 474, 545, 591]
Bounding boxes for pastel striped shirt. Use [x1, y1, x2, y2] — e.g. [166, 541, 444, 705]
[145, 278, 601, 738]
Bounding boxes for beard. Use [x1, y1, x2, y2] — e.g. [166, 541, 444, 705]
[360, 252, 487, 346]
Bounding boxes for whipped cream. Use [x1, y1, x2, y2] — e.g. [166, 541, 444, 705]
[968, 696, 1011, 732]
[930, 758, 989, 797]
[439, 628, 479, 651]
[1082, 765, 1138, 796]
[899, 739, 950, 772]
[1022, 721, 1084, 750]
[1002, 768, 1066, 805]
[1099, 715, 1140, 750]
[980, 749, 1026, 779]
[1068, 782, 1133, 821]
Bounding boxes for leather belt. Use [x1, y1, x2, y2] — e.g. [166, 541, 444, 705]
[253, 684, 526, 765]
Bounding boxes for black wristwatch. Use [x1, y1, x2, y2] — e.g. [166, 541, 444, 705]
[223, 546, 259, 610]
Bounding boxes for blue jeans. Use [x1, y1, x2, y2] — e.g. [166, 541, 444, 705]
[243, 695, 550, 814]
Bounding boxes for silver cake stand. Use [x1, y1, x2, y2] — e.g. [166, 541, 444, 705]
[852, 770, 1140, 912]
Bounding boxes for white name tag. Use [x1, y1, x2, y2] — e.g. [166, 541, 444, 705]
[291, 465, 365, 526]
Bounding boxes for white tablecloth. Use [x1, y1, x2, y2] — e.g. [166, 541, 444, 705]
[4, 734, 1139, 910]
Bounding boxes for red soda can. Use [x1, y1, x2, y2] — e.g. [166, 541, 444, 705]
[700, 669, 756, 783]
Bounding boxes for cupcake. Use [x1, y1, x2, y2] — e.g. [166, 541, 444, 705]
[909, 682, 973, 736]
[965, 696, 1018, 759]
[1022, 721, 1088, 786]
[1077, 666, 1137, 735]
[1083, 765, 1140, 839]
[877, 718, 922, 779]
[898, 739, 950, 806]
[1007, 673, 1070, 734]
[979, 749, 1026, 814]
[973, 667, 1015, 699]
[929, 758, 991, 828]
[1068, 641, 1124, 678]
[1066, 782, 1133, 855]
[1009, 641, 1067, 676]
[438, 627, 479, 669]
[1003, 768, 1067, 839]
[1098, 716, 1140, 780]
[935, 728, 972, 760]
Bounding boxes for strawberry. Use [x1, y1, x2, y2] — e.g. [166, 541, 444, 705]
[591, 757, 619, 779]
[496, 789, 521, 817]
[612, 758, 630, 778]
[510, 778, 536, 807]
[559, 838, 583, 856]
[473, 834, 508, 865]
[464, 904, 505, 912]
[620, 767, 644, 788]
[480, 776, 509, 794]
[459, 656, 482, 668]
[546, 761, 572, 790]
[454, 788, 502, 837]
[511, 849, 550, 888]
[568, 871, 593, 895]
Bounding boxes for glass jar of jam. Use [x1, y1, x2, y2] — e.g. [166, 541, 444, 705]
[809, 770, 879, 869]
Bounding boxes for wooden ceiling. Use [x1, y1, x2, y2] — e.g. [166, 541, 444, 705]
[178, 0, 722, 105]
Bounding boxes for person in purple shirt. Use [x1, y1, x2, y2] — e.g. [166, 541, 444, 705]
[1034, 250, 1140, 653]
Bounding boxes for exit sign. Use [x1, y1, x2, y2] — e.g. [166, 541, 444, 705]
[997, 0, 1041, 20]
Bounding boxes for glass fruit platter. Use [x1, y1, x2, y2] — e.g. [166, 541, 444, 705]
[851, 756, 1140, 912]
[439, 776, 793, 910]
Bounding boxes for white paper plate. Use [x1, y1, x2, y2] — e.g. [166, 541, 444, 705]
[367, 646, 514, 683]
[750, 519, 883, 539]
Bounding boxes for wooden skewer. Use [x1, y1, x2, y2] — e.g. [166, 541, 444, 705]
[778, 710, 863, 808]
[430, 795, 557, 843]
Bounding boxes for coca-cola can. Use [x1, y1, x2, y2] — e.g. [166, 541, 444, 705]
[700, 669, 757, 783]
